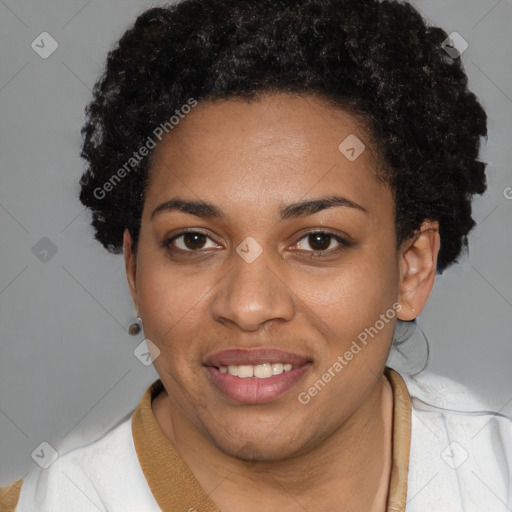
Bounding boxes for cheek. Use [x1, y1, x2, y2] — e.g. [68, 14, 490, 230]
[316, 242, 398, 309]
[292, 261, 399, 421]
[299, 240, 399, 356]
[135, 260, 211, 404]
[135, 257, 208, 356]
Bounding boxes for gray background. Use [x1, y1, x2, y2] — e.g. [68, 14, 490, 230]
[1, 0, 511, 485]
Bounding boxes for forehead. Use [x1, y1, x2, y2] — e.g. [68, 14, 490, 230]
[144, 93, 389, 217]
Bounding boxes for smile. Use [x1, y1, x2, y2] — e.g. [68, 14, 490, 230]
[219, 362, 296, 378]
[203, 348, 312, 403]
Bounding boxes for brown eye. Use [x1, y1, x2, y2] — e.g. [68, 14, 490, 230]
[295, 231, 348, 255]
[165, 231, 218, 252]
[308, 233, 331, 251]
[182, 233, 207, 250]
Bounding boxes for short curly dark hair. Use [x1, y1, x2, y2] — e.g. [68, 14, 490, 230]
[79, 0, 488, 274]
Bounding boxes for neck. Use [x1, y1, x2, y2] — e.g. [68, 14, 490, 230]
[153, 372, 394, 512]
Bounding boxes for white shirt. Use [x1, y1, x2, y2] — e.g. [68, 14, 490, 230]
[3, 368, 512, 511]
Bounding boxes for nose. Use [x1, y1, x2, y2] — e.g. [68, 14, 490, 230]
[210, 247, 296, 332]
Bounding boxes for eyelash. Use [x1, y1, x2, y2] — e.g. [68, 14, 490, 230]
[162, 229, 351, 258]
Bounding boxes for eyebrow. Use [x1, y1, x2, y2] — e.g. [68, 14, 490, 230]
[150, 195, 368, 221]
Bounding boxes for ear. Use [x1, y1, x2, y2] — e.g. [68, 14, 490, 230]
[397, 220, 440, 320]
[123, 229, 139, 314]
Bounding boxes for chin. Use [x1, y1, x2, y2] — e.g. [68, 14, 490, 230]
[208, 424, 313, 463]
[222, 441, 299, 463]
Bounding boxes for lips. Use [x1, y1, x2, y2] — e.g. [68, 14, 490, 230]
[203, 348, 312, 404]
[204, 348, 310, 367]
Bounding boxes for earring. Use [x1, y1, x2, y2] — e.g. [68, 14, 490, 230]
[128, 316, 142, 336]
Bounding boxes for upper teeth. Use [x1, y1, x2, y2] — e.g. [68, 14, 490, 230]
[219, 363, 294, 378]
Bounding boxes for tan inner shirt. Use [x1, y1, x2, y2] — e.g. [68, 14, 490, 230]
[0, 367, 411, 512]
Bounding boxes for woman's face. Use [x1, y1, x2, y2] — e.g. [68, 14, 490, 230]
[128, 93, 403, 460]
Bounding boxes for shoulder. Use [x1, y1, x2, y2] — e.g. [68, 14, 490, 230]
[0, 480, 22, 512]
[399, 369, 489, 409]
[399, 368, 512, 444]
[396, 369, 512, 511]
[1, 411, 158, 512]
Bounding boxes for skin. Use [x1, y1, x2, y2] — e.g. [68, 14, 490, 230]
[123, 93, 440, 512]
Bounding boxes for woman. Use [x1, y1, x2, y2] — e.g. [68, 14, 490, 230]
[1, 0, 510, 510]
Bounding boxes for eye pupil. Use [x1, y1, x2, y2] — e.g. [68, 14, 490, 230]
[184, 233, 206, 250]
[309, 233, 331, 251]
